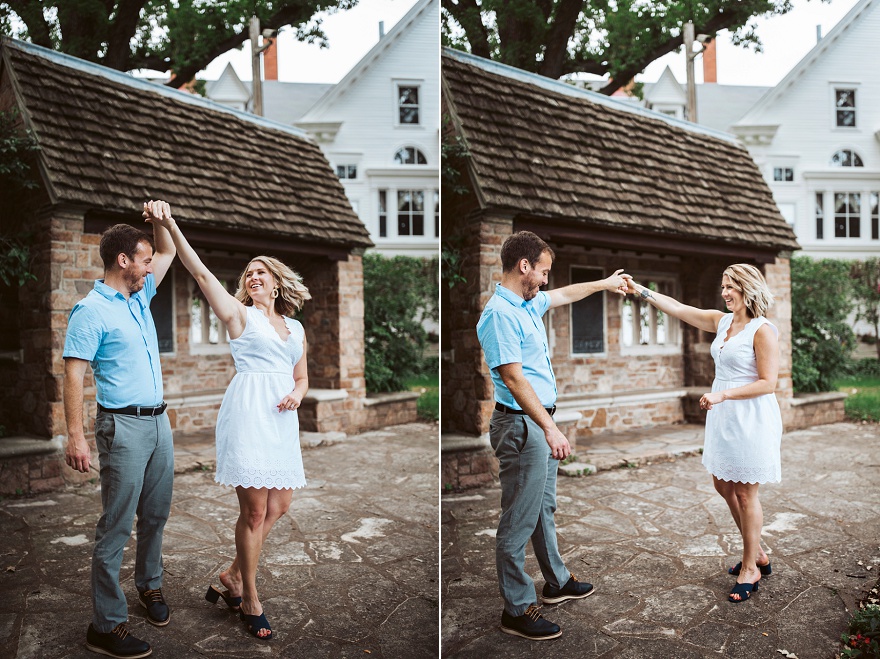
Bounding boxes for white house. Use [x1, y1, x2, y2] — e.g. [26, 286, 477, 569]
[731, 0, 880, 261]
[204, 0, 439, 259]
[632, 1, 880, 263]
[295, 0, 439, 259]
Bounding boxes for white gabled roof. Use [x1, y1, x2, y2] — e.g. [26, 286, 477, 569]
[298, 0, 433, 121]
[205, 62, 250, 104]
[735, 0, 878, 127]
[645, 66, 687, 105]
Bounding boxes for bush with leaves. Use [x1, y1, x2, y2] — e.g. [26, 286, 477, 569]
[851, 259, 880, 359]
[0, 109, 39, 287]
[363, 254, 438, 392]
[790, 256, 854, 392]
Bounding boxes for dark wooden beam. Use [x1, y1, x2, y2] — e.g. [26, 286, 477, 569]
[514, 217, 780, 264]
[83, 212, 353, 262]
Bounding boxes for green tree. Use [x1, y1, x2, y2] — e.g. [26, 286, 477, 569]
[790, 256, 854, 392]
[0, 0, 357, 88]
[363, 254, 438, 392]
[442, 0, 806, 95]
[851, 258, 880, 359]
[0, 109, 38, 287]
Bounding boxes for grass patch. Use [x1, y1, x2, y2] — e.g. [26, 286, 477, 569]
[834, 373, 880, 422]
[405, 368, 438, 422]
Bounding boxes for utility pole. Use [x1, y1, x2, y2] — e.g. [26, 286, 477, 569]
[249, 16, 274, 117]
[683, 21, 698, 123]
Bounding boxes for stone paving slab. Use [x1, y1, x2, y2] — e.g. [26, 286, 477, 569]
[441, 422, 880, 659]
[0, 422, 439, 658]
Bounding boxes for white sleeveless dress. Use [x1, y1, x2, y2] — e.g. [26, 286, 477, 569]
[702, 314, 782, 484]
[214, 305, 306, 490]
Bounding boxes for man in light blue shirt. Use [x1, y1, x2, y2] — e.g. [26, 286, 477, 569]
[477, 230, 629, 641]
[63, 219, 175, 658]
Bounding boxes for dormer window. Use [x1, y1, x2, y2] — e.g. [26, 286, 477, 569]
[394, 147, 427, 165]
[830, 150, 863, 167]
[835, 89, 856, 127]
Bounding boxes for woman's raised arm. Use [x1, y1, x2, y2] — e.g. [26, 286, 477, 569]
[624, 279, 723, 334]
[143, 200, 246, 339]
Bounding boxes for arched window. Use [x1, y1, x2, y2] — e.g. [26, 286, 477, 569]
[830, 149, 864, 167]
[394, 146, 427, 165]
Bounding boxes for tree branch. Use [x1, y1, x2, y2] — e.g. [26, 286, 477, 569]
[6, 0, 54, 48]
[538, 0, 585, 79]
[105, 0, 149, 71]
[443, 0, 491, 59]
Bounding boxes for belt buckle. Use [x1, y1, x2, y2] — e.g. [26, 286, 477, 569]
[135, 405, 142, 417]
[548, 405, 557, 416]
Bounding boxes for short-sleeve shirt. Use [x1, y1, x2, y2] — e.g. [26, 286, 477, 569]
[476, 283, 557, 409]
[62, 274, 164, 408]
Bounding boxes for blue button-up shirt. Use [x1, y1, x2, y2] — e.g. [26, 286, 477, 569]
[63, 274, 164, 408]
[476, 283, 557, 409]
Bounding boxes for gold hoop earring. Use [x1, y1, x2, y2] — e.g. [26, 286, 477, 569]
[271, 287, 279, 299]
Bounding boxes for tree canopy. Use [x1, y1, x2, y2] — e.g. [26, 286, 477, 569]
[0, 0, 357, 88]
[442, 0, 808, 95]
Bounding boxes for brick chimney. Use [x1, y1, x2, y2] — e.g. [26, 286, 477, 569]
[263, 38, 278, 81]
[703, 38, 717, 84]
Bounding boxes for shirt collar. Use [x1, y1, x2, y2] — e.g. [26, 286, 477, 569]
[93, 279, 127, 301]
[495, 283, 529, 308]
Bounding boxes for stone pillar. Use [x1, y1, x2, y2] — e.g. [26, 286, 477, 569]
[441, 213, 511, 436]
[299, 253, 366, 432]
[764, 255, 794, 419]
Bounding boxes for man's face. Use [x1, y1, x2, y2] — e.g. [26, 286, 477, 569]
[123, 241, 154, 293]
[521, 251, 552, 301]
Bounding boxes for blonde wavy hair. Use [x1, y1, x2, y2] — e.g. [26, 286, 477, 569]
[235, 255, 311, 316]
[723, 263, 774, 318]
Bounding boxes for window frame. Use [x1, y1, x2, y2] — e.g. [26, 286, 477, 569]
[772, 166, 794, 183]
[833, 191, 862, 239]
[335, 163, 358, 180]
[188, 275, 237, 355]
[832, 86, 858, 129]
[394, 80, 423, 127]
[619, 274, 681, 356]
[396, 189, 426, 237]
[393, 145, 428, 166]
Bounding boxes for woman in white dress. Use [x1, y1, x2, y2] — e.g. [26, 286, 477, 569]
[144, 201, 309, 638]
[624, 264, 782, 604]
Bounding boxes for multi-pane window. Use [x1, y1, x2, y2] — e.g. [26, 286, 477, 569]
[815, 192, 824, 240]
[398, 85, 420, 125]
[336, 164, 357, 180]
[394, 146, 427, 165]
[397, 190, 425, 236]
[191, 278, 236, 347]
[835, 89, 856, 127]
[378, 190, 388, 238]
[834, 192, 861, 238]
[434, 190, 439, 238]
[621, 279, 677, 348]
[773, 167, 794, 182]
[872, 193, 879, 241]
[571, 267, 605, 354]
[830, 149, 863, 167]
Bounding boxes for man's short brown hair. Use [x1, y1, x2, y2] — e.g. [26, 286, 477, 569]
[500, 231, 555, 273]
[99, 224, 153, 271]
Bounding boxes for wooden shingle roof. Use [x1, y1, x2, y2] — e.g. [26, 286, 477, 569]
[0, 38, 372, 251]
[442, 49, 799, 253]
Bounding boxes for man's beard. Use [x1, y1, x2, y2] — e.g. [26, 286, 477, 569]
[125, 271, 145, 293]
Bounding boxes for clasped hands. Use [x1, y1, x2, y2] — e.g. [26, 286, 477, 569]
[143, 199, 174, 226]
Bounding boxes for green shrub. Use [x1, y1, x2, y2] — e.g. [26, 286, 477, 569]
[363, 254, 438, 392]
[791, 257, 855, 392]
[841, 604, 880, 658]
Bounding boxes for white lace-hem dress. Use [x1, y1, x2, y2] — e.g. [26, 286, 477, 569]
[702, 314, 782, 484]
[214, 305, 306, 490]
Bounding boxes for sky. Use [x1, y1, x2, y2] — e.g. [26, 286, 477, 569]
[638, 0, 863, 86]
[195, 0, 859, 87]
[199, 0, 419, 84]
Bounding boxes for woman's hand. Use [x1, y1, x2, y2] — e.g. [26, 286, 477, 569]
[700, 391, 725, 410]
[277, 390, 303, 413]
[142, 200, 175, 229]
